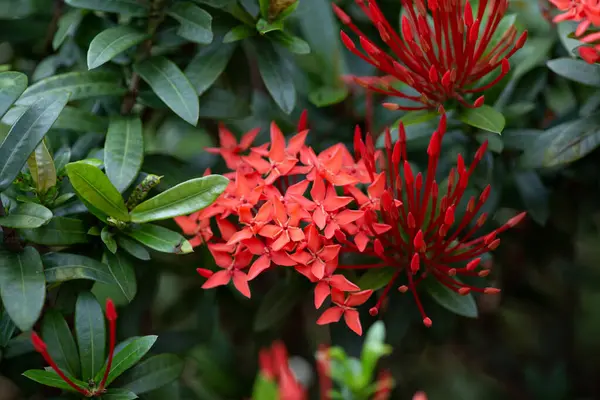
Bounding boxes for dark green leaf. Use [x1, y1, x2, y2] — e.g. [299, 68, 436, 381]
[0, 71, 27, 117]
[22, 370, 87, 392]
[134, 57, 199, 126]
[0, 92, 69, 191]
[64, 0, 148, 16]
[459, 105, 505, 134]
[0, 309, 16, 347]
[197, 87, 251, 119]
[120, 354, 184, 394]
[105, 116, 144, 193]
[269, 32, 309, 55]
[53, 9, 86, 50]
[356, 268, 397, 291]
[41, 310, 81, 377]
[17, 71, 125, 106]
[88, 26, 149, 69]
[27, 141, 57, 194]
[43, 253, 114, 284]
[168, 2, 213, 44]
[223, 25, 256, 43]
[3, 106, 109, 133]
[117, 236, 151, 261]
[514, 170, 549, 225]
[0, 203, 52, 228]
[547, 58, 600, 87]
[66, 162, 130, 221]
[102, 226, 118, 254]
[75, 292, 106, 381]
[424, 277, 478, 318]
[104, 252, 137, 303]
[185, 41, 235, 96]
[130, 175, 228, 223]
[0, 247, 46, 331]
[20, 216, 88, 245]
[94, 335, 158, 387]
[255, 39, 296, 114]
[254, 278, 305, 332]
[125, 224, 193, 254]
[258, 0, 269, 19]
[102, 388, 139, 399]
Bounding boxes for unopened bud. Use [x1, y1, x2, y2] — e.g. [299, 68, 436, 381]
[269, 0, 298, 21]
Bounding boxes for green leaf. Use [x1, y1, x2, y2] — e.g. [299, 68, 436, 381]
[102, 388, 139, 399]
[88, 26, 149, 70]
[0, 71, 27, 118]
[356, 268, 397, 291]
[1, 105, 107, 133]
[64, 0, 148, 16]
[258, 0, 269, 19]
[134, 57, 199, 126]
[309, 86, 348, 107]
[398, 110, 439, 126]
[185, 41, 236, 96]
[0, 247, 46, 331]
[424, 277, 478, 318]
[104, 252, 137, 303]
[269, 31, 310, 54]
[41, 310, 81, 377]
[130, 175, 228, 223]
[254, 278, 305, 332]
[459, 105, 506, 134]
[0, 309, 16, 347]
[125, 224, 193, 254]
[547, 58, 600, 87]
[223, 25, 256, 43]
[16, 71, 125, 106]
[0, 203, 52, 228]
[20, 216, 88, 245]
[119, 354, 184, 394]
[168, 2, 213, 44]
[43, 253, 114, 284]
[255, 39, 296, 114]
[117, 236, 150, 261]
[252, 375, 279, 400]
[53, 9, 86, 50]
[102, 226, 118, 254]
[0, 92, 69, 191]
[105, 116, 144, 193]
[256, 18, 284, 35]
[66, 162, 130, 221]
[27, 141, 57, 194]
[514, 171, 549, 226]
[75, 292, 106, 381]
[94, 335, 158, 387]
[23, 370, 87, 392]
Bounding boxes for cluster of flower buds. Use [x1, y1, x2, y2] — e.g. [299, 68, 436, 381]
[175, 111, 525, 335]
[550, 0, 600, 63]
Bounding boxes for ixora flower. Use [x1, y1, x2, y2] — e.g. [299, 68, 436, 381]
[332, 0, 527, 110]
[550, 0, 600, 63]
[176, 113, 525, 335]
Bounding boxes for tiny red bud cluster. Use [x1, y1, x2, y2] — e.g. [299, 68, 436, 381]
[549, 0, 600, 63]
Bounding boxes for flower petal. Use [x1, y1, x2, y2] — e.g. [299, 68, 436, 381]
[314, 282, 330, 308]
[316, 307, 344, 325]
[345, 289, 373, 307]
[232, 270, 251, 298]
[344, 309, 363, 335]
[328, 275, 360, 292]
[202, 270, 231, 289]
[248, 255, 271, 280]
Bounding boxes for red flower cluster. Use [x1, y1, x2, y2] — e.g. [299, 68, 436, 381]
[332, 0, 527, 110]
[176, 113, 525, 334]
[259, 341, 307, 399]
[550, 0, 600, 63]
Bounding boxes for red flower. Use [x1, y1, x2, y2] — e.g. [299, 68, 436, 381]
[332, 0, 527, 110]
[316, 289, 373, 335]
[259, 341, 307, 400]
[550, 0, 600, 63]
[206, 124, 259, 169]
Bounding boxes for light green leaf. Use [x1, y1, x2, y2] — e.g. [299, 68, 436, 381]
[255, 39, 296, 114]
[120, 354, 184, 394]
[43, 253, 114, 284]
[20, 216, 88, 245]
[252, 375, 279, 400]
[125, 224, 193, 254]
[424, 277, 478, 318]
[104, 252, 137, 303]
[117, 236, 150, 261]
[75, 292, 106, 381]
[0, 92, 69, 191]
[53, 9, 86, 50]
[130, 175, 228, 223]
[102, 226, 118, 254]
[168, 2, 213, 44]
[0, 203, 52, 229]
[0, 247, 46, 331]
[94, 335, 158, 387]
[0, 71, 27, 118]
[308, 86, 348, 107]
[41, 310, 81, 377]
[88, 26, 149, 70]
[105, 116, 143, 193]
[27, 141, 57, 194]
[547, 58, 600, 87]
[16, 71, 125, 106]
[102, 389, 139, 399]
[134, 57, 199, 126]
[185, 41, 235, 96]
[65, 0, 148, 16]
[459, 105, 506, 134]
[66, 161, 130, 221]
[223, 25, 256, 43]
[23, 370, 87, 392]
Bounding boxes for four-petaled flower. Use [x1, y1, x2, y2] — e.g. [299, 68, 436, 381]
[549, 0, 600, 63]
[316, 289, 374, 335]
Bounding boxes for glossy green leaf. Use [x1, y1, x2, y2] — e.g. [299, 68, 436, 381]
[75, 292, 106, 381]
[0, 309, 16, 347]
[356, 268, 397, 291]
[168, 2, 213, 44]
[16, 71, 125, 106]
[66, 162, 130, 221]
[424, 277, 478, 318]
[254, 278, 305, 332]
[105, 116, 144, 193]
[94, 335, 158, 387]
[0, 247, 46, 331]
[104, 252, 137, 303]
[0, 203, 52, 228]
[23, 370, 87, 392]
[102, 226, 118, 254]
[255, 40, 296, 114]
[0, 71, 27, 117]
[117, 236, 150, 261]
[1, 105, 106, 133]
[547, 58, 600, 87]
[269, 31, 310, 54]
[53, 9, 86, 50]
[41, 310, 81, 377]
[20, 216, 88, 245]
[65, 0, 148, 16]
[125, 224, 193, 254]
[514, 170, 549, 226]
[459, 105, 506, 134]
[88, 26, 149, 70]
[134, 57, 199, 126]
[223, 25, 256, 43]
[309, 86, 348, 107]
[102, 389, 139, 399]
[130, 175, 228, 223]
[43, 253, 114, 284]
[185, 41, 236, 96]
[0, 92, 69, 191]
[27, 141, 57, 194]
[120, 354, 184, 394]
